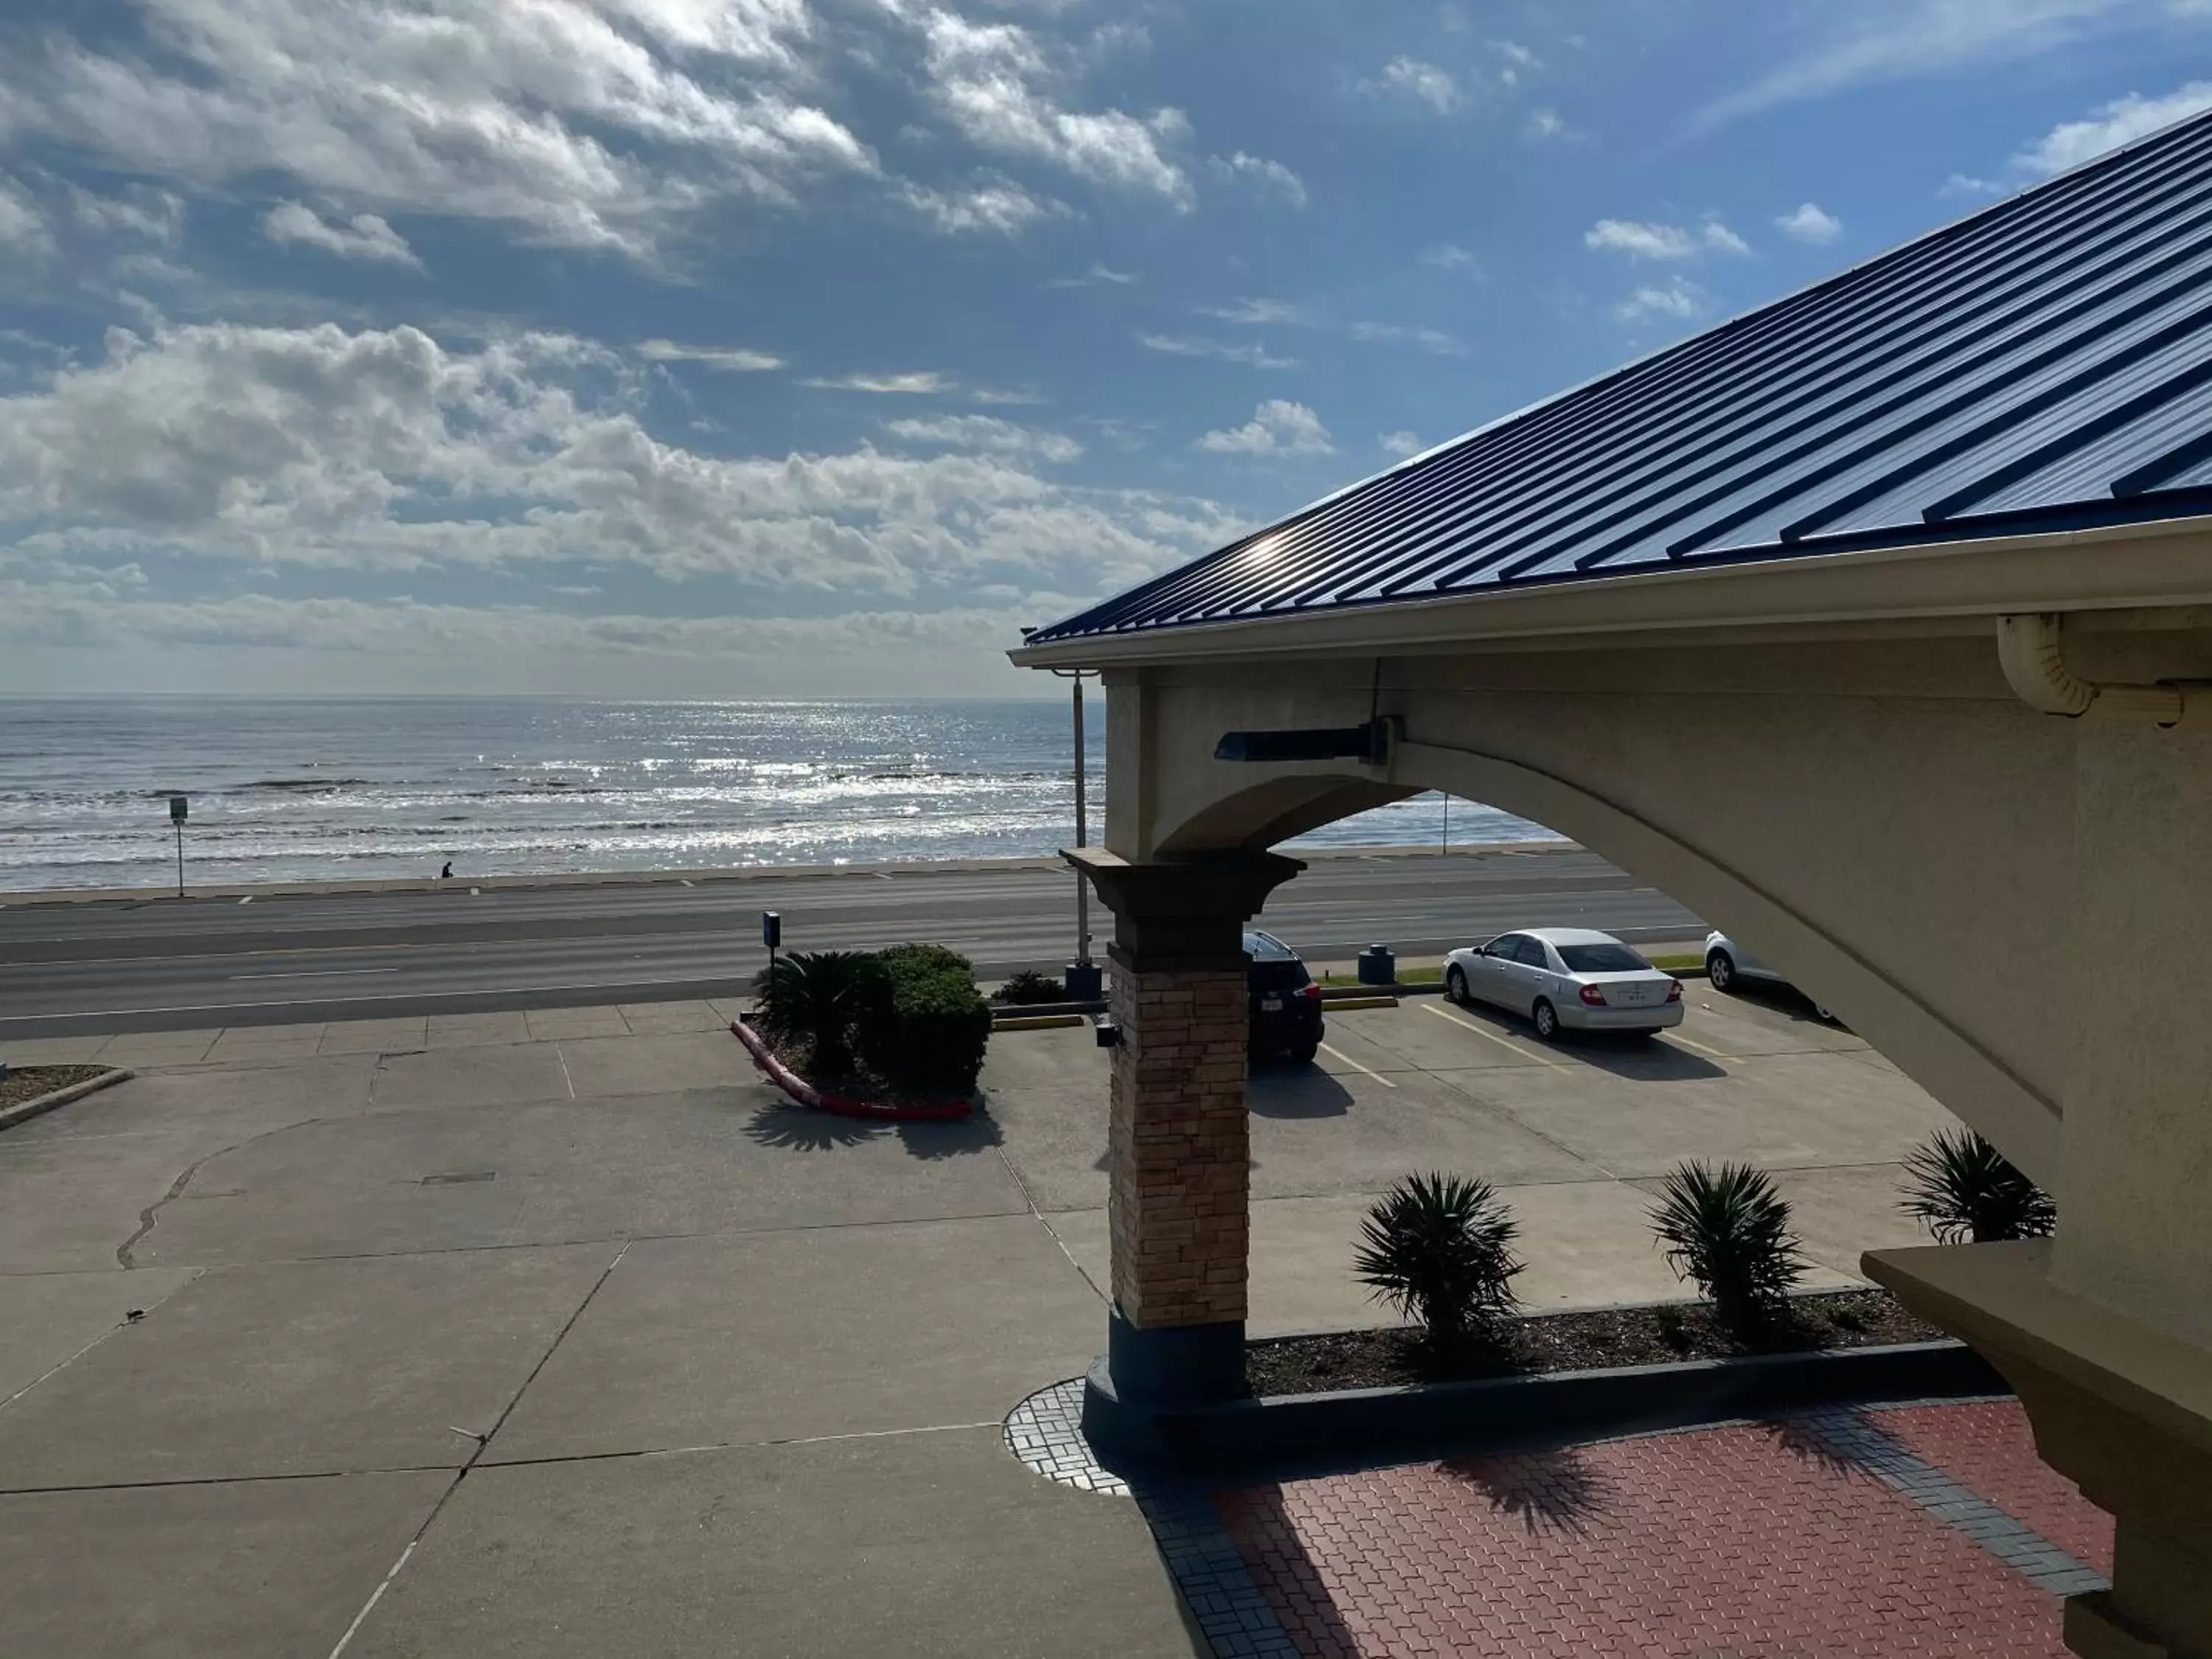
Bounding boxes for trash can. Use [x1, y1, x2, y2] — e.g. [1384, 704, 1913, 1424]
[1065, 961, 1105, 1001]
[1356, 945, 1396, 987]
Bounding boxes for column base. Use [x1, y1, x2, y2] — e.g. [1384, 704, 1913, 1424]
[1864, 1241, 2212, 1659]
[1080, 1308, 1248, 1461]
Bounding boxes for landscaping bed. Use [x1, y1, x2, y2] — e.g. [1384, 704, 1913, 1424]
[0, 1064, 111, 1113]
[1248, 1288, 1944, 1397]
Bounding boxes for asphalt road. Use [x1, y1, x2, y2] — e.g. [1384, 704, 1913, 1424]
[0, 847, 1704, 1037]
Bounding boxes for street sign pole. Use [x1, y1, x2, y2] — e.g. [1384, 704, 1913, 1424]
[762, 911, 782, 984]
[1053, 669, 1102, 1001]
[170, 795, 189, 898]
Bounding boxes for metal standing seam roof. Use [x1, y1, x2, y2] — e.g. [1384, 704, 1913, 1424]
[1026, 108, 2212, 648]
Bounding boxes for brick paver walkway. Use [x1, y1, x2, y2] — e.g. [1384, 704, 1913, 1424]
[1208, 1399, 2112, 1658]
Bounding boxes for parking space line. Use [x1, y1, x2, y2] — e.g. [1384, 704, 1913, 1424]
[1665, 1029, 1729, 1060]
[1422, 1001, 1562, 1067]
[1317, 1040, 1397, 1088]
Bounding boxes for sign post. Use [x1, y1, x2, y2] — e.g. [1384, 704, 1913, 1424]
[169, 795, 188, 898]
[762, 911, 781, 985]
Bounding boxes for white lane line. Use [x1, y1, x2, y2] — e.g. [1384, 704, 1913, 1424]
[1422, 1000, 1561, 1066]
[469, 887, 481, 897]
[237, 895, 253, 905]
[1316, 1040, 1397, 1088]
[1665, 1029, 1729, 1060]
[680, 879, 695, 888]
[228, 967, 405, 981]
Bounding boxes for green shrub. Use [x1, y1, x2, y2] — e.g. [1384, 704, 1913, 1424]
[1900, 1130, 2056, 1245]
[1353, 1173, 1524, 1349]
[859, 942, 991, 1093]
[1649, 1161, 1806, 1330]
[751, 950, 886, 1077]
[992, 970, 1068, 1006]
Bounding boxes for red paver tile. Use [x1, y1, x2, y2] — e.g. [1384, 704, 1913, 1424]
[1214, 1411, 2073, 1658]
[1872, 1399, 2115, 1577]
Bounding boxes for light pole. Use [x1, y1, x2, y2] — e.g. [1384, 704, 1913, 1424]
[1052, 668, 1102, 1000]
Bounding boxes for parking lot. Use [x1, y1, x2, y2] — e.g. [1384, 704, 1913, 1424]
[984, 981, 1959, 1335]
[0, 981, 1961, 1655]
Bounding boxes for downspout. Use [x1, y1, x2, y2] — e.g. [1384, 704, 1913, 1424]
[1996, 613, 2188, 726]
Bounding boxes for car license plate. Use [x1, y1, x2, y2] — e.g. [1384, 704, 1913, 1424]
[1260, 996, 1283, 1012]
[1620, 985, 1653, 1004]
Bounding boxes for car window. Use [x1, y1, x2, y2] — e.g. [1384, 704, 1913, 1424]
[1481, 933, 1523, 958]
[1557, 942, 1651, 973]
[1250, 959, 1310, 992]
[1513, 936, 1552, 968]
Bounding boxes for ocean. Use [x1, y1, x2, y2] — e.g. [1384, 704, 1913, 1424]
[0, 697, 1559, 892]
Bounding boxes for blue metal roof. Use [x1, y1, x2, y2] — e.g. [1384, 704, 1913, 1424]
[1028, 110, 2212, 647]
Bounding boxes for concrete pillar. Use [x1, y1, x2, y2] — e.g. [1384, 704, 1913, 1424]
[1869, 720, 2212, 1659]
[1064, 847, 1303, 1455]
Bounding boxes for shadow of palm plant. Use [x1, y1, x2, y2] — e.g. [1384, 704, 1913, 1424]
[1900, 1129, 2056, 1243]
[742, 1104, 880, 1152]
[1441, 1447, 1608, 1537]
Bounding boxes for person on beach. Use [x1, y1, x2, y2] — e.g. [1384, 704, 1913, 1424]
[439, 860, 453, 880]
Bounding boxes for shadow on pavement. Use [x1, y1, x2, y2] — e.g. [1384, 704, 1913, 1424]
[1442, 1444, 1609, 1537]
[1207, 1483, 1365, 1659]
[1562, 1033, 1728, 1082]
[1248, 1065, 1354, 1119]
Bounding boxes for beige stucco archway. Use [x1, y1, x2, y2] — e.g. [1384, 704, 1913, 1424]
[1024, 518, 2212, 1659]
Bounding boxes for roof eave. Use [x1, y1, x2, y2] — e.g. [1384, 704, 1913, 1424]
[1006, 514, 2212, 670]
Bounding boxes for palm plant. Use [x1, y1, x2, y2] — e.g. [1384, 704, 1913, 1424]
[1354, 1174, 1524, 1348]
[751, 950, 883, 1077]
[1649, 1161, 1806, 1329]
[1900, 1130, 2056, 1245]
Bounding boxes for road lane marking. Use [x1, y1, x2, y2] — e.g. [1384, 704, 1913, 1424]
[1422, 1000, 1562, 1066]
[237, 896, 252, 905]
[1316, 1041, 1397, 1088]
[228, 967, 404, 980]
[1665, 1029, 1728, 1060]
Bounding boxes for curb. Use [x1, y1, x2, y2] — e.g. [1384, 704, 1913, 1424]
[728, 1020, 973, 1121]
[1088, 1339, 2003, 1472]
[0, 1066, 135, 1133]
[993, 1012, 1089, 1031]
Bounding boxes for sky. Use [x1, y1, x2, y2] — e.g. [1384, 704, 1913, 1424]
[1, 1, 2209, 698]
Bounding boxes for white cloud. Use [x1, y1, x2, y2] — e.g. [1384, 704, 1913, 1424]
[1697, 0, 2158, 130]
[1379, 429, 1424, 457]
[1775, 201, 1843, 244]
[1526, 108, 1569, 141]
[1366, 56, 1461, 114]
[1197, 399, 1334, 456]
[1138, 334, 1298, 369]
[1047, 262, 1137, 288]
[636, 339, 786, 372]
[2013, 81, 2212, 174]
[882, 414, 1081, 462]
[1584, 217, 1750, 259]
[69, 184, 187, 247]
[0, 321, 1239, 610]
[915, 9, 1192, 205]
[261, 201, 422, 268]
[1614, 276, 1709, 324]
[1941, 172, 2006, 197]
[0, 176, 54, 260]
[1423, 243, 1483, 277]
[0, 0, 872, 258]
[1206, 151, 1308, 207]
[801, 370, 958, 394]
[1199, 298, 1317, 327]
[1349, 321, 1465, 356]
[900, 175, 1070, 234]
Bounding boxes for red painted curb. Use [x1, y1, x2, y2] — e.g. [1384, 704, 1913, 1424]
[729, 1020, 974, 1121]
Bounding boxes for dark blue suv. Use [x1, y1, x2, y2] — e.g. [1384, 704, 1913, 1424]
[1245, 929, 1324, 1065]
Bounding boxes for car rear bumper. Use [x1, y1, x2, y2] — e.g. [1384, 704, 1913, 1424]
[1558, 1001, 1684, 1031]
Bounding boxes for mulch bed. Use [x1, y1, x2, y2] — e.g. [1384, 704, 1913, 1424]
[1247, 1289, 1947, 1398]
[0, 1064, 111, 1113]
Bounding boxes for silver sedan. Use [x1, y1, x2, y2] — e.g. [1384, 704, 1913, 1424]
[1444, 927, 1684, 1040]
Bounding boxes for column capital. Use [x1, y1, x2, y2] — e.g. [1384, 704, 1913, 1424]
[1064, 846, 1304, 970]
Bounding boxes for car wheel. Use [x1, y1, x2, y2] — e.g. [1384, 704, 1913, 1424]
[1290, 1040, 1319, 1065]
[1531, 998, 1559, 1041]
[1445, 964, 1468, 1004]
[1705, 949, 1736, 992]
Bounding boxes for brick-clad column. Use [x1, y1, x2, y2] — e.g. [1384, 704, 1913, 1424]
[1107, 961, 1251, 1328]
[1066, 848, 1303, 1453]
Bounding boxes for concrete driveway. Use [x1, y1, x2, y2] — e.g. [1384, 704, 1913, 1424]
[0, 1003, 1195, 1659]
[1, 984, 1959, 1656]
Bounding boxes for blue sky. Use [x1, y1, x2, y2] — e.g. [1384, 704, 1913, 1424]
[1, 0, 2208, 696]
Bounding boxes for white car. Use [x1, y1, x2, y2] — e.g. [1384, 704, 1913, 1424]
[1703, 931, 1834, 1022]
[1444, 927, 1684, 1040]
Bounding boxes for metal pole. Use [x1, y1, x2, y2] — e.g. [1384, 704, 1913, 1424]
[1441, 791, 1450, 858]
[1072, 677, 1091, 965]
[175, 821, 184, 898]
